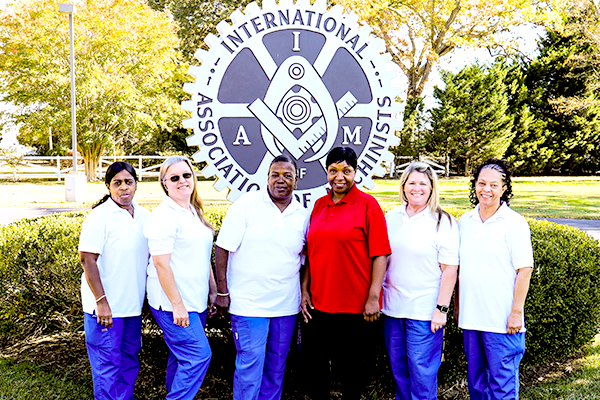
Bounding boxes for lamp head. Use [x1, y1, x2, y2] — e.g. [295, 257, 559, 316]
[58, 4, 76, 14]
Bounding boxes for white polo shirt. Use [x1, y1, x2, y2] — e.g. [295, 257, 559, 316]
[382, 205, 459, 320]
[78, 198, 150, 318]
[458, 203, 534, 333]
[216, 189, 310, 317]
[144, 196, 213, 313]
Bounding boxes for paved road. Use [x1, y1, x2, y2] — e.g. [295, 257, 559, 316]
[1, 208, 599, 241]
[542, 218, 600, 241]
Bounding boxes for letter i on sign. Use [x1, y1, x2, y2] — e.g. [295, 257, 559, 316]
[293, 32, 300, 52]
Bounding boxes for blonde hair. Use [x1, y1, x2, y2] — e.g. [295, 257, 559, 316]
[159, 155, 213, 232]
[399, 161, 451, 231]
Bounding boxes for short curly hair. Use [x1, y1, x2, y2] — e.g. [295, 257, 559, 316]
[469, 158, 513, 207]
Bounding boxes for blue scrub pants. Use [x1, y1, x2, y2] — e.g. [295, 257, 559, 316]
[230, 314, 297, 400]
[151, 307, 212, 400]
[84, 313, 142, 400]
[383, 316, 443, 400]
[463, 330, 525, 400]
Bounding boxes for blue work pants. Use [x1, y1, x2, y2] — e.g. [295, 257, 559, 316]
[383, 316, 443, 400]
[230, 314, 297, 400]
[84, 313, 142, 400]
[463, 329, 525, 400]
[151, 307, 212, 400]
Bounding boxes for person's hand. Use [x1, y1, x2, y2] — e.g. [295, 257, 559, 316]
[301, 290, 314, 323]
[431, 309, 447, 333]
[363, 295, 380, 322]
[96, 298, 113, 328]
[506, 310, 523, 334]
[214, 294, 230, 316]
[172, 302, 189, 328]
[208, 289, 218, 317]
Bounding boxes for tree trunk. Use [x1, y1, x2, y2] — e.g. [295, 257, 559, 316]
[81, 145, 103, 181]
[445, 153, 450, 178]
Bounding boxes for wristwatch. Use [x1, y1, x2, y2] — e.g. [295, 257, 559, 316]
[436, 304, 449, 314]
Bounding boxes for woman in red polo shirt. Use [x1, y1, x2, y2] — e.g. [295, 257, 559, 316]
[301, 146, 391, 400]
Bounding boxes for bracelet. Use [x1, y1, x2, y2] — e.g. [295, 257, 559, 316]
[95, 295, 106, 303]
[216, 292, 229, 297]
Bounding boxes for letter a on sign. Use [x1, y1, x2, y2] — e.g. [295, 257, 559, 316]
[233, 125, 252, 145]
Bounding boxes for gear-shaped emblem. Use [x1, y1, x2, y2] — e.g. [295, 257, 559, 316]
[182, 0, 401, 208]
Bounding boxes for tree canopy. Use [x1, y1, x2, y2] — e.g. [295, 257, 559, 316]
[430, 63, 514, 175]
[147, 0, 254, 63]
[337, 0, 565, 100]
[0, 0, 187, 180]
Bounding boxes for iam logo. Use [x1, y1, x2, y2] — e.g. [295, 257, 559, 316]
[183, 0, 401, 209]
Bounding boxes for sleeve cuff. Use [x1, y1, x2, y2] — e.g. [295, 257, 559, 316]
[78, 244, 102, 254]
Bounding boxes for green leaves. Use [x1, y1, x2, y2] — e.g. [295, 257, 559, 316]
[430, 63, 514, 175]
[0, 0, 187, 180]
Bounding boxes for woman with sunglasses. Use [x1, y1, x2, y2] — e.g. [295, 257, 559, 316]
[382, 162, 459, 400]
[143, 155, 217, 399]
[79, 161, 150, 399]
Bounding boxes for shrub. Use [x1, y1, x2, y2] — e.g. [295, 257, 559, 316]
[525, 219, 600, 363]
[0, 211, 87, 344]
[439, 213, 600, 383]
[1, 203, 600, 395]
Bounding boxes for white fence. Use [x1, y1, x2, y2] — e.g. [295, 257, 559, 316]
[388, 156, 447, 178]
[0, 155, 171, 181]
[1, 155, 448, 181]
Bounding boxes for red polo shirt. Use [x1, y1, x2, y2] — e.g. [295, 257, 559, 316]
[307, 184, 391, 313]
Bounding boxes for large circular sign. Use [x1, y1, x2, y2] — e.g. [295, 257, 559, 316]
[183, 0, 401, 208]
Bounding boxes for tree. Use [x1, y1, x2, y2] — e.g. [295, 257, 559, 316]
[0, 146, 27, 182]
[337, 0, 565, 100]
[502, 62, 551, 175]
[429, 63, 514, 175]
[391, 96, 429, 168]
[505, 14, 600, 175]
[0, 0, 187, 180]
[147, 0, 254, 63]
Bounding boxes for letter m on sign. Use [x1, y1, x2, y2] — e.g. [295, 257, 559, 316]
[341, 126, 362, 145]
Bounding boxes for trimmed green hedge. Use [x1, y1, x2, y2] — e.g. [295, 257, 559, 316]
[1, 204, 599, 388]
[0, 211, 87, 344]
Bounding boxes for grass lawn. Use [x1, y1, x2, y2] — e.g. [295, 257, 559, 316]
[1, 334, 599, 399]
[521, 334, 600, 400]
[1, 176, 599, 219]
[366, 177, 600, 219]
[0, 358, 92, 399]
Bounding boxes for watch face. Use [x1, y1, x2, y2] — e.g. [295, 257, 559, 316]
[437, 305, 449, 314]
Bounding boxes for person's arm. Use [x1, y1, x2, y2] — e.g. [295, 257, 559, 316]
[301, 259, 313, 323]
[431, 263, 458, 333]
[363, 255, 387, 322]
[507, 266, 533, 334]
[153, 253, 189, 327]
[453, 275, 460, 322]
[214, 245, 230, 315]
[79, 251, 112, 328]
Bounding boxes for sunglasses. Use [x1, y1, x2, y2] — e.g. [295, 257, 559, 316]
[166, 172, 193, 182]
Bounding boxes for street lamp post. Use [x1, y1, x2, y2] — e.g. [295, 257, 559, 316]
[59, 3, 86, 202]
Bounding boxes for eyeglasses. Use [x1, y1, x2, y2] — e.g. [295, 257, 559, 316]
[165, 172, 193, 182]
